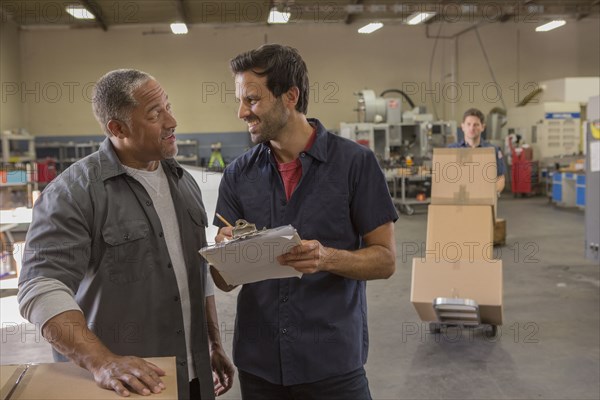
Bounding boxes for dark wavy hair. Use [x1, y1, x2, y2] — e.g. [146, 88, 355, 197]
[230, 44, 309, 114]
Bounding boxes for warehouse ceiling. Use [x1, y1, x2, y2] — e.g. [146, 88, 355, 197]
[1, 0, 599, 31]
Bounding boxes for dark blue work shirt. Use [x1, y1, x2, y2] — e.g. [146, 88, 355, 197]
[448, 140, 505, 176]
[214, 118, 398, 385]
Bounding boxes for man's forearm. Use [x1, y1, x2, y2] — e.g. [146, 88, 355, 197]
[317, 222, 396, 280]
[42, 310, 114, 372]
[205, 295, 223, 350]
[321, 244, 396, 280]
[278, 222, 397, 281]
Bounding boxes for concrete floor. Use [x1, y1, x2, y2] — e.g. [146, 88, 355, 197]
[1, 193, 599, 399]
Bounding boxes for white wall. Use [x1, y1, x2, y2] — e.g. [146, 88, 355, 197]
[0, 19, 23, 132]
[11, 18, 600, 136]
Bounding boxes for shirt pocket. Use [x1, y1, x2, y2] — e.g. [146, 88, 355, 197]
[101, 219, 153, 285]
[187, 207, 208, 228]
[300, 193, 349, 242]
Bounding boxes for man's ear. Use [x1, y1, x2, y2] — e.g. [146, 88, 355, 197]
[284, 87, 300, 109]
[107, 119, 128, 139]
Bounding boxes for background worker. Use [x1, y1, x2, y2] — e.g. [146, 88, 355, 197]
[449, 108, 506, 193]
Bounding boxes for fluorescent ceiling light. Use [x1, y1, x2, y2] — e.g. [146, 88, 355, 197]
[170, 22, 188, 34]
[358, 22, 383, 34]
[267, 7, 290, 24]
[65, 5, 95, 20]
[535, 20, 566, 32]
[406, 12, 436, 25]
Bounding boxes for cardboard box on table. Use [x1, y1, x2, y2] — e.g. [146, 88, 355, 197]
[410, 258, 503, 326]
[0, 357, 177, 399]
[431, 147, 498, 219]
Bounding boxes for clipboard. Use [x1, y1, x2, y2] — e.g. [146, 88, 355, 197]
[199, 220, 303, 286]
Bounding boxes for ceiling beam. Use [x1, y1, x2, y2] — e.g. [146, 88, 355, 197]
[79, 0, 107, 31]
[176, 0, 191, 25]
[345, 0, 363, 25]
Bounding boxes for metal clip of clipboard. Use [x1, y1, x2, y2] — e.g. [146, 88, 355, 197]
[232, 219, 263, 239]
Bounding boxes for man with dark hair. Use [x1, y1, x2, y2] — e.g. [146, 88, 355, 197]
[18, 69, 234, 399]
[213, 44, 398, 399]
[449, 107, 506, 192]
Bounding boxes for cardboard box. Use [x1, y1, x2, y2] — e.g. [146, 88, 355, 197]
[0, 357, 177, 399]
[494, 218, 506, 246]
[410, 258, 503, 325]
[431, 148, 498, 217]
[426, 205, 494, 261]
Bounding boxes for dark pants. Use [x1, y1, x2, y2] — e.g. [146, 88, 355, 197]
[239, 367, 372, 400]
[189, 378, 201, 399]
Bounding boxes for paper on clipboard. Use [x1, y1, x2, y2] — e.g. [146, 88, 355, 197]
[199, 225, 303, 285]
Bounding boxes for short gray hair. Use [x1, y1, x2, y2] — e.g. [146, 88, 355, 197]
[92, 69, 154, 136]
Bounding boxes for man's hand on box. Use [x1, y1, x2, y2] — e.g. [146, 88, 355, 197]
[91, 355, 166, 397]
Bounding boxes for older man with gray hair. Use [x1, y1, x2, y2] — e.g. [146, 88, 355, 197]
[18, 69, 234, 399]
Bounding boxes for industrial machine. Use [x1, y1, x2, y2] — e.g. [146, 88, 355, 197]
[504, 77, 600, 161]
[339, 89, 456, 167]
[505, 102, 582, 160]
[340, 89, 456, 214]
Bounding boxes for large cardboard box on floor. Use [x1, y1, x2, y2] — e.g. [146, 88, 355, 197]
[431, 147, 498, 218]
[426, 205, 494, 261]
[410, 258, 503, 325]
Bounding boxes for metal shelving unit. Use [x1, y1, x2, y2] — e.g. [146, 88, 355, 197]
[175, 139, 199, 166]
[36, 141, 100, 172]
[1, 133, 38, 210]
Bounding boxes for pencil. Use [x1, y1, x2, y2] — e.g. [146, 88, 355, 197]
[215, 213, 233, 227]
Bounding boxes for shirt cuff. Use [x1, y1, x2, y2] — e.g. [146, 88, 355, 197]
[18, 277, 82, 329]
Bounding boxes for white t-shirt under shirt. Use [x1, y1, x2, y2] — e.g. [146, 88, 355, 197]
[124, 162, 213, 380]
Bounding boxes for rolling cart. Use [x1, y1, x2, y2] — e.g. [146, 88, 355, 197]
[429, 297, 499, 337]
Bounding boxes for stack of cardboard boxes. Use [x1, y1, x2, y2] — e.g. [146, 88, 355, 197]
[410, 148, 503, 327]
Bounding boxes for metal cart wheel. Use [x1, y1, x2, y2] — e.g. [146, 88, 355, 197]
[485, 325, 498, 338]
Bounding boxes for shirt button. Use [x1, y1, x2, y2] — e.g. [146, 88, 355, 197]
[281, 296, 288, 302]
[174, 296, 179, 302]
[179, 361, 186, 366]
[167, 263, 172, 269]
[176, 329, 182, 334]
[159, 232, 164, 238]
[123, 233, 129, 240]
[281, 328, 287, 334]
[300, 152, 305, 158]
[146, 200, 152, 206]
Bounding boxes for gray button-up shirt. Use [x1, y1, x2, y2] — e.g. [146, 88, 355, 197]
[18, 139, 214, 399]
